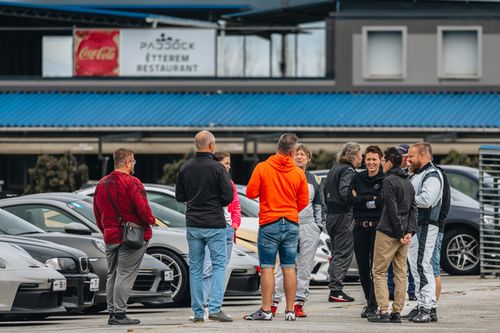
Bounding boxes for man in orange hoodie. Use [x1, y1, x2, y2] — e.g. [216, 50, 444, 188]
[243, 133, 309, 321]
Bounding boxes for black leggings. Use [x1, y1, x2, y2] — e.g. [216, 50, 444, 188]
[353, 224, 377, 307]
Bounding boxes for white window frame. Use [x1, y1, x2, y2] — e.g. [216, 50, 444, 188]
[437, 26, 482, 79]
[362, 26, 407, 80]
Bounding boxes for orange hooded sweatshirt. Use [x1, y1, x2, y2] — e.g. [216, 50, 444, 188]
[246, 154, 309, 225]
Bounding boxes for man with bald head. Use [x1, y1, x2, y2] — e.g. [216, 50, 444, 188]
[176, 130, 234, 323]
[403, 142, 444, 323]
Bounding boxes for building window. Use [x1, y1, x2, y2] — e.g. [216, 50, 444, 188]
[362, 26, 407, 80]
[438, 26, 482, 79]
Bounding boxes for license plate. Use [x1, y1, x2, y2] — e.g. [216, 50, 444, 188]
[52, 279, 66, 291]
[164, 270, 173, 281]
[89, 277, 100, 292]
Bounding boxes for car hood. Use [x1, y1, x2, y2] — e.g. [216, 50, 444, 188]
[0, 235, 87, 259]
[25, 232, 106, 259]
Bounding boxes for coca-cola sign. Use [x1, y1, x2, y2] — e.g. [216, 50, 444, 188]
[74, 29, 119, 76]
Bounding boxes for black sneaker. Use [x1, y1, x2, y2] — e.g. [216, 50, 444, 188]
[109, 313, 140, 325]
[243, 308, 273, 321]
[367, 312, 391, 323]
[390, 312, 402, 323]
[430, 308, 438, 322]
[408, 293, 417, 301]
[107, 314, 115, 325]
[328, 290, 355, 302]
[361, 306, 377, 319]
[402, 306, 420, 321]
[209, 311, 233, 322]
[411, 308, 432, 323]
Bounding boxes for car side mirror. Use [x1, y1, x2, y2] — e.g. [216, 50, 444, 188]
[64, 222, 92, 235]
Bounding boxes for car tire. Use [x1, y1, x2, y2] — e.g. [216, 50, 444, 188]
[442, 228, 480, 275]
[147, 248, 190, 307]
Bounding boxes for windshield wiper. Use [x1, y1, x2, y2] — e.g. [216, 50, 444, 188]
[16, 231, 42, 235]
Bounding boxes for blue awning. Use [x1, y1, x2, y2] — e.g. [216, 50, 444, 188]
[0, 92, 499, 130]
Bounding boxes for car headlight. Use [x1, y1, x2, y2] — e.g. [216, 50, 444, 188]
[484, 216, 495, 225]
[92, 239, 106, 253]
[45, 258, 77, 272]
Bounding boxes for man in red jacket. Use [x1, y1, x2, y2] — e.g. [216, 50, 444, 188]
[94, 148, 155, 326]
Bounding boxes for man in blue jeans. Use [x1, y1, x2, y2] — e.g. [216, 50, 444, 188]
[176, 130, 234, 323]
[244, 133, 309, 321]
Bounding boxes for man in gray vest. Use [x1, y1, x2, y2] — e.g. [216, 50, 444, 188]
[404, 142, 443, 323]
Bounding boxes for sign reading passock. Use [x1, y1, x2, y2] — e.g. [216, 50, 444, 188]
[120, 29, 216, 76]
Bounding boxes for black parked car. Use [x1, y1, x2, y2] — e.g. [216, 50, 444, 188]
[441, 165, 496, 203]
[0, 197, 173, 312]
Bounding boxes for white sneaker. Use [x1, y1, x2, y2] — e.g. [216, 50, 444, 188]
[188, 307, 208, 321]
[204, 307, 209, 320]
[285, 311, 296, 321]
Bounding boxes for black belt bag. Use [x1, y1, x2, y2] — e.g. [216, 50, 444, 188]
[106, 178, 145, 249]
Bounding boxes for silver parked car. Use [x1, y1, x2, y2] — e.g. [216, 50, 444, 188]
[0, 242, 67, 320]
[4, 192, 260, 307]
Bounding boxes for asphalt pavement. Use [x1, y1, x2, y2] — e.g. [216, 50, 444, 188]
[1, 275, 499, 333]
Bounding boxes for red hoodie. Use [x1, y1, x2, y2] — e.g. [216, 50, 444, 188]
[94, 170, 155, 244]
[246, 154, 309, 225]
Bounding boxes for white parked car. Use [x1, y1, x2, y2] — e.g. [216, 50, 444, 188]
[0, 242, 67, 319]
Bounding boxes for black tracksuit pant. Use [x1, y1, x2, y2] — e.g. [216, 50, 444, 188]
[353, 224, 377, 307]
[326, 213, 354, 292]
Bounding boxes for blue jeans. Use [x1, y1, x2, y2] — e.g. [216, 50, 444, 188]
[258, 218, 299, 268]
[432, 232, 444, 277]
[186, 227, 227, 318]
[388, 261, 415, 295]
[202, 225, 235, 305]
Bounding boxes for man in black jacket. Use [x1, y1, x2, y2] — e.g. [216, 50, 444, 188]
[176, 130, 234, 323]
[369, 147, 418, 323]
[324, 142, 362, 302]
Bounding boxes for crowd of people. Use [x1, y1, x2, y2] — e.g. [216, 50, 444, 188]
[93, 131, 450, 325]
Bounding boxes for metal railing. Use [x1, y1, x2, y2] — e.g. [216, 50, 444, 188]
[479, 145, 500, 277]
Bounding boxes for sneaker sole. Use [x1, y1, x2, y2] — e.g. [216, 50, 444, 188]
[328, 296, 353, 302]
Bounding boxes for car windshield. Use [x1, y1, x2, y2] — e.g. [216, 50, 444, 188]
[67, 199, 97, 223]
[68, 197, 187, 228]
[150, 202, 186, 228]
[0, 208, 45, 235]
[238, 193, 260, 217]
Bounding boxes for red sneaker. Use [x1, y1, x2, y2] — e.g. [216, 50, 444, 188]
[294, 304, 307, 318]
[271, 305, 278, 317]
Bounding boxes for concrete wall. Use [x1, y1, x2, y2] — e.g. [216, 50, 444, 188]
[335, 18, 500, 90]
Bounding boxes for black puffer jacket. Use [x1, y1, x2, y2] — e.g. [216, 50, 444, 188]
[347, 170, 385, 222]
[377, 167, 418, 239]
[175, 152, 234, 228]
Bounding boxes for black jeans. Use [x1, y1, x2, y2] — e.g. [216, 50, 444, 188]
[353, 224, 377, 307]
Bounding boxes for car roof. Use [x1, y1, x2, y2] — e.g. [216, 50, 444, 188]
[440, 165, 478, 174]
[3, 192, 90, 204]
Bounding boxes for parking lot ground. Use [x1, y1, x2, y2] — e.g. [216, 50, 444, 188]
[1, 275, 499, 333]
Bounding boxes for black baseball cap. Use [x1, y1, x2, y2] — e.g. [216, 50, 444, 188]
[397, 144, 409, 156]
